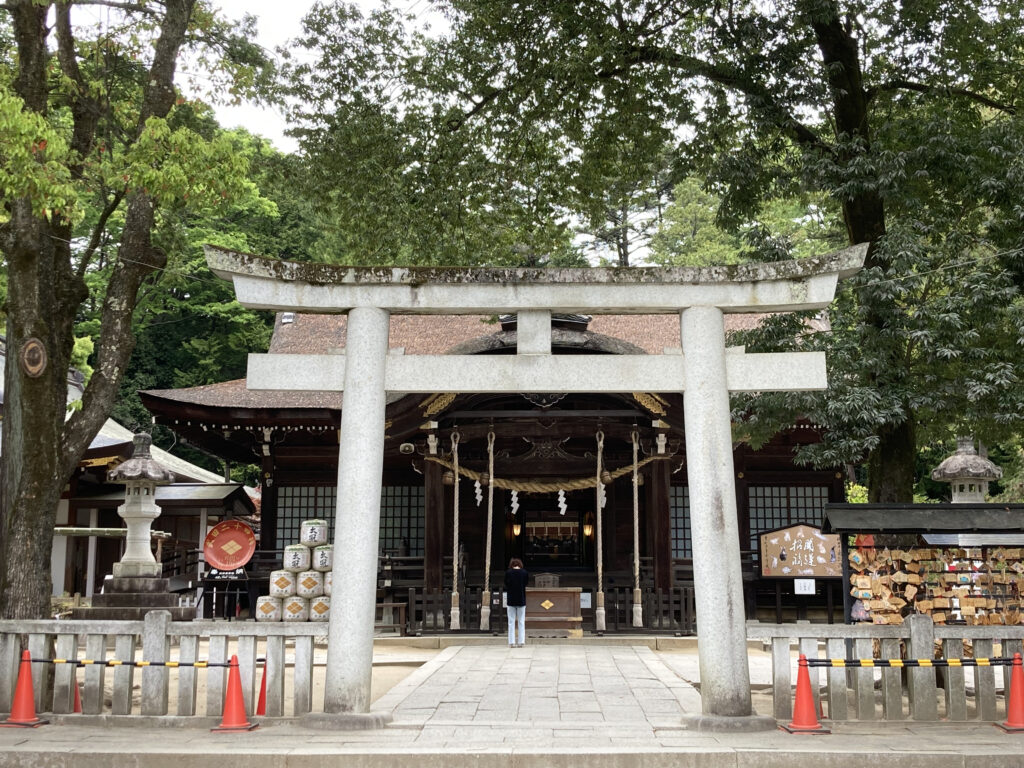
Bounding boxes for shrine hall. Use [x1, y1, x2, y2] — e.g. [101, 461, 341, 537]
[141, 308, 847, 621]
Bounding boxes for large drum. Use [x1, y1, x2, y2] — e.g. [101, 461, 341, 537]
[282, 544, 311, 573]
[281, 596, 309, 622]
[300, 519, 329, 547]
[296, 570, 324, 598]
[312, 544, 333, 572]
[255, 596, 282, 622]
[268, 570, 296, 597]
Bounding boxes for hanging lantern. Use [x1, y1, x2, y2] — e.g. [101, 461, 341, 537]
[583, 512, 595, 538]
[512, 523, 522, 537]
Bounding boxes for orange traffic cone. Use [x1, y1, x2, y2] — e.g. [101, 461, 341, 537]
[211, 654, 257, 732]
[997, 652, 1024, 732]
[0, 650, 48, 728]
[255, 660, 267, 716]
[73, 675, 82, 714]
[780, 653, 829, 734]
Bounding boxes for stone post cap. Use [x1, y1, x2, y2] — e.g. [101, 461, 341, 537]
[108, 433, 176, 485]
[930, 437, 1003, 482]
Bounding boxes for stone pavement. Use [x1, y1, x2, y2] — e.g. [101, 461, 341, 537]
[2, 643, 1023, 768]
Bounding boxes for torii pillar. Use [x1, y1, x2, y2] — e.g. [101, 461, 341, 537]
[207, 244, 866, 730]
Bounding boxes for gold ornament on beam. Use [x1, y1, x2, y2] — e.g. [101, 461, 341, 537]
[420, 392, 457, 417]
[632, 392, 668, 415]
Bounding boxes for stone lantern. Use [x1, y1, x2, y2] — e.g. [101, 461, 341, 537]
[930, 437, 1002, 503]
[108, 433, 176, 578]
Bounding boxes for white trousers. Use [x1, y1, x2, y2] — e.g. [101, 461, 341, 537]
[507, 605, 526, 645]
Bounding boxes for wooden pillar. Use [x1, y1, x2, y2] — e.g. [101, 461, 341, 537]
[733, 459, 754, 619]
[424, 460, 444, 591]
[260, 453, 278, 552]
[647, 459, 672, 590]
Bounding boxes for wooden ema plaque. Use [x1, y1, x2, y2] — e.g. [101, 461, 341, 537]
[760, 523, 842, 578]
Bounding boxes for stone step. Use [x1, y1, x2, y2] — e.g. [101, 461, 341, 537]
[90, 592, 181, 608]
[103, 577, 172, 593]
[69, 606, 195, 621]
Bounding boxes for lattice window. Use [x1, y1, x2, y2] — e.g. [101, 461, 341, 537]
[747, 485, 829, 551]
[277, 486, 337, 546]
[669, 486, 691, 559]
[277, 485, 425, 555]
[379, 486, 425, 556]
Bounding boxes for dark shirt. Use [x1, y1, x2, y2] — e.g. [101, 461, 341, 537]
[504, 568, 529, 607]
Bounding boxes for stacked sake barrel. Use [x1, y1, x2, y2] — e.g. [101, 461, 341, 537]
[256, 519, 333, 622]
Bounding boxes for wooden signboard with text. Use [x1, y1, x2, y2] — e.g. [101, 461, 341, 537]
[760, 523, 842, 578]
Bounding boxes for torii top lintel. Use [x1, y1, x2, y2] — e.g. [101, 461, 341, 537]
[205, 244, 867, 315]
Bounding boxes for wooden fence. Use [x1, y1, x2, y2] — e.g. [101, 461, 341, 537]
[0, 613, 326, 719]
[402, 585, 697, 634]
[3, 612, 1023, 722]
[748, 615, 1024, 723]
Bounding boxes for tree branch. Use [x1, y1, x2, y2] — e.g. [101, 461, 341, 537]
[55, 3, 102, 175]
[63, 0, 196, 471]
[598, 44, 831, 153]
[76, 190, 125, 277]
[867, 79, 1016, 115]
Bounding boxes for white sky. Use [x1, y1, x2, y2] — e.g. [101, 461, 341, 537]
[211, 1, 319, 153]
[211, 1, 440, 153]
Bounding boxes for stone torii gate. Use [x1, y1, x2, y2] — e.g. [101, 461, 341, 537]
[207, 243, 866, 730]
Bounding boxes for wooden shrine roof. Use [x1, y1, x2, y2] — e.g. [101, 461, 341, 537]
[822, 504, 1024, 533]
[142, 312, 783, 411]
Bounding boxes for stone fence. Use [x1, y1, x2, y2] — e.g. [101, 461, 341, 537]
[2, 613, 1023, 723]
[0, 613, 325, 720]
[748, 615, 1024, 723]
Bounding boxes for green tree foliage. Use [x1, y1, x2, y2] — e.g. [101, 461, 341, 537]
[0, 1, 274, 619]
[287, 0, 1024, 501]
[650, 178, 744, 266]
[283, 3, 586, 266]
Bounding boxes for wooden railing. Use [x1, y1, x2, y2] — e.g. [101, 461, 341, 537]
[604, 586, 696, 633]
[400, 585, 695, 634]
[5, 611, 1024, 723]
[748, 615, 1024, 722]
[0, 613, 327, 719]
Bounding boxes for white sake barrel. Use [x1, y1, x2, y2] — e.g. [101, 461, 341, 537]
[296, 570, 324, 598]
[300, 519, 329, 547]
[282, 544, 310, 573]
[255, 596, 281, 622]
[281, 596, 309, 622]
[312, 544, 333, 572]
[324, 570, 332, 596]
[309, 595, 331, 622]
[268, 570, 296, 597]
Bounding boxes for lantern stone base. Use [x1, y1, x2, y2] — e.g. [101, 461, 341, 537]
[71, 577, 195, 622]
[113, 561, 162, 578]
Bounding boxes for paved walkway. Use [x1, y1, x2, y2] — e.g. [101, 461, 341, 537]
[2, 643, 1023, 767]
[376, 644, 702, 731]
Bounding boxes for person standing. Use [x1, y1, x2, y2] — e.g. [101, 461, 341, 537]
[504, 558, 529, 647]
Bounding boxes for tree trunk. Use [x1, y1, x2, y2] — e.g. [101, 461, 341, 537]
[1, 207, 84, 618]
[810, 6, 917, 502]
[867, 418, 917, 503]
[0, 0, 196, 619]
